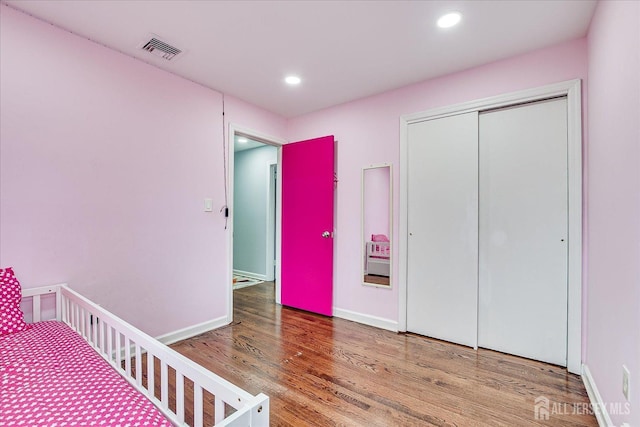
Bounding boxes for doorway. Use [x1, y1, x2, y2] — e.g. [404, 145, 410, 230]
[227, 124, 285, 323]
[227, 128, 336, 322]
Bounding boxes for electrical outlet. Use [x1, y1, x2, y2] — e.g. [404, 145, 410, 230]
[622, 365, 630, 402]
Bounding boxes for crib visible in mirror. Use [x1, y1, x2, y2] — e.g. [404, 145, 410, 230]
[362, 164, 392, 287]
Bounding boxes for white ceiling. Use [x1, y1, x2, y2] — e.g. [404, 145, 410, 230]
[3, 0, 597, 118]
[234, 135, 268, 153]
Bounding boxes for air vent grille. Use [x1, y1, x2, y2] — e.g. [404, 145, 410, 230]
[141, 37, 182, 61]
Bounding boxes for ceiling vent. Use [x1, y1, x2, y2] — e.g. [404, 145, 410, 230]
[139, 35, 183, 61]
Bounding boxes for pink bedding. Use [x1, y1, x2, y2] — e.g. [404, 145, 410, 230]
[0, 321, 172, 427]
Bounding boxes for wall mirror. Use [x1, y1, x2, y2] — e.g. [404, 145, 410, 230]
[362, 163, 392, 287]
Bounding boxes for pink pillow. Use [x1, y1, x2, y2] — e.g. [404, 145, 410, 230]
[0, 267, 27, 335]
[371, 234, 390, 242]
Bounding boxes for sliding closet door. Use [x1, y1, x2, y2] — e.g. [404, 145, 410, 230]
[478, 98, 568, 366]
[407, 112, 478, 347]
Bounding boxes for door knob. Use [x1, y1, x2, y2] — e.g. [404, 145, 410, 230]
[322, 231, 331, 238]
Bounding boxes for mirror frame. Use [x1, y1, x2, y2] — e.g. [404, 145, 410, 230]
[361, 163, 393, 288]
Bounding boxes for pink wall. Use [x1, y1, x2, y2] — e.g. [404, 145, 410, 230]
[0, 5, 285, 337]
[586, 1, 640, 425]
[224, 95, 287, 141]
[288, 38, 588, 324]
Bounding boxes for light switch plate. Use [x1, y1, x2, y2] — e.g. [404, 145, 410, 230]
[204, 198, 213, 212]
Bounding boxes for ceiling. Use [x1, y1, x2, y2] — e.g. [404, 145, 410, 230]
[234, 135, 269, 153]
[3, 0, 597, 118]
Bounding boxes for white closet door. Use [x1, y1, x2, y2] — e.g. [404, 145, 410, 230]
[407, 112, 478, 347]
[478, 98, 568, 366]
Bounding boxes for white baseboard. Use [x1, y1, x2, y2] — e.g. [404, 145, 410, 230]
[333, 308, 398, 332]
[582, 364, 614, 427]
[233, 269, 268, 281]
[156, 316, 229, 346]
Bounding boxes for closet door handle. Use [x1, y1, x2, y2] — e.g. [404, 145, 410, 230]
[322, 231, 331, 238]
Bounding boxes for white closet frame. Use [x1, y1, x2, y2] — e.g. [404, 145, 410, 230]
[398, 79, 582, 374]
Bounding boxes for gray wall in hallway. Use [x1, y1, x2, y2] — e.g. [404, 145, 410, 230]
[233, 144, 277, 277]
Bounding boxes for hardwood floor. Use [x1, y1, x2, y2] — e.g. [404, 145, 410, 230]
[364, 274, 390, 286]
[170, 282, 597, 426]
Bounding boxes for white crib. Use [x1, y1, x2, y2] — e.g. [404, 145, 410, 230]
[18, 284, 269, 426]
[365, 241, 390, 277]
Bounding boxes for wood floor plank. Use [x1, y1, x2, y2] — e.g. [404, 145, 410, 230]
[170, 282, 596, 426]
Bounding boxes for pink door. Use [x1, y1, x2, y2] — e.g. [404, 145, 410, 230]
[281, 135, 335, 316]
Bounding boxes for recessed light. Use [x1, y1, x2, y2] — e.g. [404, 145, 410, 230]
[285, 75, 301, 85]
[437, 12, 461, 28]
[237, 137, 248, 143]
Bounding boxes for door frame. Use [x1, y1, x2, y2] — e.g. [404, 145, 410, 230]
[266, 163, 277, 282]
[398, 79, 583, 374]
[227, 123, 286, 324]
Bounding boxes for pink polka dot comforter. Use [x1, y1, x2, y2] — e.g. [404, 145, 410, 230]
[0, 321, 172, 427]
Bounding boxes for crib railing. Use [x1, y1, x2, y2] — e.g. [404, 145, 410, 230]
[21, 285, 269, 427]
[367, 241, 391, 258]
